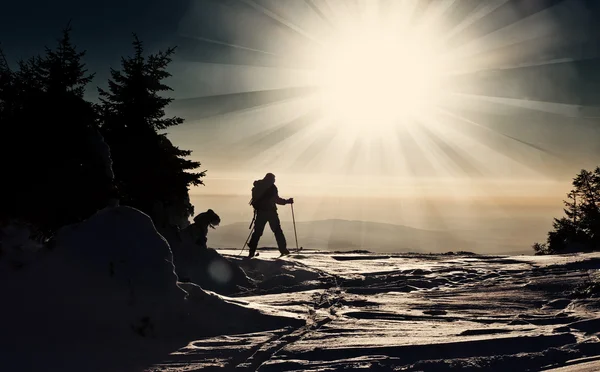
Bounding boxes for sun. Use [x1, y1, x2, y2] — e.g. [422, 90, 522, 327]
[316, 25, 445, 133]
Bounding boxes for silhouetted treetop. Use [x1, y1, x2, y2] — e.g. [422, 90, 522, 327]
[99, 35, 182, 133]
[40, 23, 94, 97]
[534, 167, 600, 254]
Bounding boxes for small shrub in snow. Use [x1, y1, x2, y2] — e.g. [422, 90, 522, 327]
[572, 270, 600, 298]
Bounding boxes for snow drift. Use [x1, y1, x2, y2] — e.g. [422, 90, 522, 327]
[150, 250, 600, 371]
[165, 225, 255, 294]
[0, 206, 301, 372]
[0, 221, 44, 271]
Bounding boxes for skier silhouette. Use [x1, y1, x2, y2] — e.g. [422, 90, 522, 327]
[248, 173, 293, 258]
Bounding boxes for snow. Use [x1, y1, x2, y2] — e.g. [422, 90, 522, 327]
[547, 358, 600, 371]
[0, 222, 44, 272]
[3, 210, 600, 371]
[0, 207, 301, 372]
[147, 249, 600, 371]
[166, 224, 254, 294]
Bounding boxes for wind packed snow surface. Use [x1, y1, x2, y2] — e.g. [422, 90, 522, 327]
[148, 249, 600, 372]
[0, 207, 301, 372]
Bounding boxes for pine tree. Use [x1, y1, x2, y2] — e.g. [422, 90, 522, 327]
[0, 26, 112, 237]
[534, 167, 600, 254]
[563, 190, 580, 226]
[575, 167, 600, 250]
[0, 46, 13, 117]
[39, 24, 95, 97]
[0, 47, 18, 226]
[99, 35, 205, 227]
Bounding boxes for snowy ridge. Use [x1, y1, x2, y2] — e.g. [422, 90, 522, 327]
[149, 250, 600, 371]
[3, 208, 600, 371]
[0, 207, 301, 372]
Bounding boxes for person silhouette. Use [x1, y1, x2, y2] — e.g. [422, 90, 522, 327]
[247, 173, 293, 258]
[180, 209, 221, 249]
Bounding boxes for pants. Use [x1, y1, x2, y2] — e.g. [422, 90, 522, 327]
[248, 209, 287, 253]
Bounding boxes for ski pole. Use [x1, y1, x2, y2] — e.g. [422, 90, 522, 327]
[238, 224, 254, 257]
[237, 212, 256, 257]
[291, 203, 299, 252]
[248, 210, 256, 229]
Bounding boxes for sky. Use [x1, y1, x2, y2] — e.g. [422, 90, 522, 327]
[1, 0, 599, 250]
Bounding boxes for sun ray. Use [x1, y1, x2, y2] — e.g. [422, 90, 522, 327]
[243, 108, 324, 151]
[320, 0, 357, 30]
[446, 38, 596, 76]
[418, 118, 484, 178]
[443, 0, 511, 40]
[451, 93, 586, 117]
[409, 0, 435, 27]
[304, 0, 337, 29]
[418, 0, 458, 30]
[167, 86, 319, 122]
[237, 0, 323, 45]
[168, 0, 598, 189]
[446, 0, 567, 49]
[382, 0, 419, 33]
[179, 33, 279, 56]
[448, 59, 599, 105]
[436, 0, 482, 36]
[444, 1, 593, 72]
[439, 99, 599, 164]
[174, 34, 312, 69]
[401, 121, 457, 179]
[274, 117, 335, 169]
[435, 108, 566, 172]
[291, 126, 338, 172]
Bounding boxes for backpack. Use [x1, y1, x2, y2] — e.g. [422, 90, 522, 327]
[249, 184, 261, 209]
[249, 181, 275, 210]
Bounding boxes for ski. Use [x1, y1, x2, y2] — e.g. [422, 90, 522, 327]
[279, 247, 303, 258]
[243, 252, 259, 259]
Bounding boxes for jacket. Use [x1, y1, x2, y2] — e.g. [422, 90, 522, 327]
[251, 180, 287, 211]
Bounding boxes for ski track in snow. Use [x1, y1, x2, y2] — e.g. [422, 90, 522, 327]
[148, 251, 600, 371]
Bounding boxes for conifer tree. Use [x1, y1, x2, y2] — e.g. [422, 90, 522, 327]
[99, 35, 204, 227]
[534, 167, 600, 254]
[575, 167, 600, 249]
[0, 26, 112, 237]
[0, 47, 18, 224]
[39, 25, 94, 97]
[0, 46, 13, 117]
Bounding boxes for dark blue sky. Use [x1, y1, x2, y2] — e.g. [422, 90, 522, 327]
[0, 0, 189, 74]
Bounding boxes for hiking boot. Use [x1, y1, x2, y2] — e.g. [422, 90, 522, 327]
[248, 245, 257, 258]
[279, 249, 290, 257]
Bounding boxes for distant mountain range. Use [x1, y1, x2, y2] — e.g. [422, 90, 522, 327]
[206, 219, 529, 254]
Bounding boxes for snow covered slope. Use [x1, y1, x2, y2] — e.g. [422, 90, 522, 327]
[3, 209, 600, 371]
[0, 207, 301, 372]
[149, 249, 600, 371]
